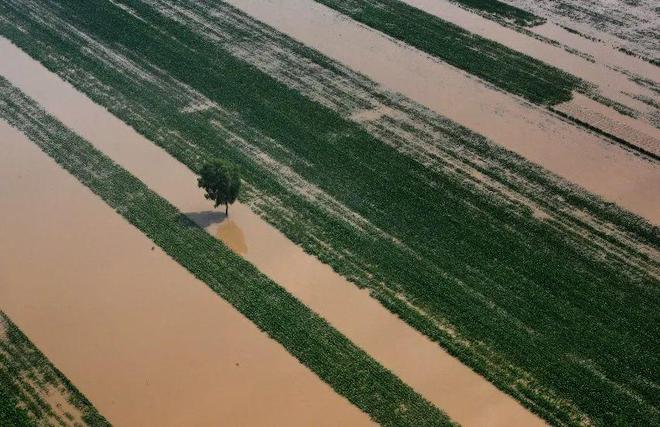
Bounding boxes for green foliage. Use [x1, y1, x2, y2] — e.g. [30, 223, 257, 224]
[312, 0, 581, 105]
[197, 158, 241, 213]
[0, 78, 453, 427]
[1, 2, 658, 425]
[444, 0, 544, 26]
[0, 383, 34, 427]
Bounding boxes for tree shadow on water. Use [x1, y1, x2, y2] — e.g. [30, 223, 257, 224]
[183, 210, 248, 255]
[184, 210, 227, 229]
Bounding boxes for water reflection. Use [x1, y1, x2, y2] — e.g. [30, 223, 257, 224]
[186, 211, 249, 255]
[217, 219, 248, 255]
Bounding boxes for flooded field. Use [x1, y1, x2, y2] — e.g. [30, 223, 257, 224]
[400, 0, 657, 105]
[0, 34, 543, 427]
[399, 0, 659, 134]
[0, 121, 373, 426]
[227, 0, 660, 223]
[555, 94, 659, 157]
[1, 1, 658, 426]
[0, 311, 109, 426]
[503, 0, 659, 62]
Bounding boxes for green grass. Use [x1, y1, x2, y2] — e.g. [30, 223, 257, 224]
[0, 77, 453, 427]
[0, 312, 110, 427]
[311, 0, 580, 105]
[1, 1, 658, 425]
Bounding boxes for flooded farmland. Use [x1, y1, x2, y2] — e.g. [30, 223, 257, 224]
[504, 0, 659, 62]
[226, 0, 660, 224]
[0, 121, 374, 426]
[0, 35, 544, 427]
[400, 0, 657, 105]
[1, 0, 658, 426]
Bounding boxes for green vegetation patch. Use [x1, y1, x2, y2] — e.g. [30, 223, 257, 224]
[1, 1, 658, 425]
[0, 77, 453, 427]
[0, 312, 110, 427]
[312, 0, 580, 105]
[445, 0, 544, 27]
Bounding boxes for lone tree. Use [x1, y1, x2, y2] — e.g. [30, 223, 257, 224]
[197, 158, 241, 216]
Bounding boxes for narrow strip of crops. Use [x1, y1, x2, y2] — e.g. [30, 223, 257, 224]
[310, 0, 581, 105]
[0, 312, 110, 427]
[0, 77, 453, 427]
[436, 0, 543, 27]
[1, 1, 658, 425]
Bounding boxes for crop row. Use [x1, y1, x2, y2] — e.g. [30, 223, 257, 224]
[1, 1, 658, 425]
[0, 312, 110, 426]
[0, 77, 453, 427]
[442, 0, 544, 27]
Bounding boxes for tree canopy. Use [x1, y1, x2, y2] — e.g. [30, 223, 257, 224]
[197, 159, 241, 215]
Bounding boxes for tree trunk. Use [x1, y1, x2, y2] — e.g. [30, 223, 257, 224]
[225, 203, 229, 217]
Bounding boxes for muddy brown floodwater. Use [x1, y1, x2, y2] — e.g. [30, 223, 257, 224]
[0, 124, 374, 426]
[399, 0, 657, 111]
[530, 21, 659, 86]
[226, 0, 660, 225]
[0, 38, 546, 425]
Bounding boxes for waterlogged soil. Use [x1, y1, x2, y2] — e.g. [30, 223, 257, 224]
[226, 0, 660, 224]
[398, 0, 657, 112]
[556, 94, 660, 157]
[0, 36, 545, 427]
[501, 0, 660, 62]
[531, 22, 659, 85]
[0, 122, 374, 427]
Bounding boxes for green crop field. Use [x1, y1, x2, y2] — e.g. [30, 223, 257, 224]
[0, 312, 110, 427]
[0, 0, 658, 425]
[444, 0, 544, 26]
[0, 77, 453, 427]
